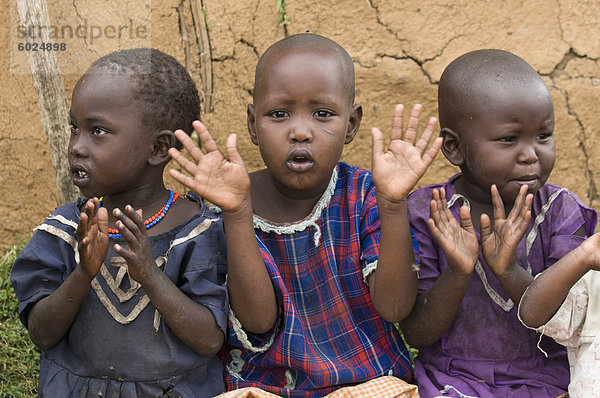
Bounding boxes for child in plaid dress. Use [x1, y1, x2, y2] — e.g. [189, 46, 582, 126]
[169, 33, 441, 397]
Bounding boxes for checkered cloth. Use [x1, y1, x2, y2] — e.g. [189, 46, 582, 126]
[217, 376, 419, 397]
[222, 163, 415, 397]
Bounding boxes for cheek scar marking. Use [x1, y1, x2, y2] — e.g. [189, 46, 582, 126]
[321, 129, 333, 135]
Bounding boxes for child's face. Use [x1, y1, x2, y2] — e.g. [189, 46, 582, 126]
[248, 48, 361, 196]
[456, 82, 556, 204]
[68, 72, 154, 198]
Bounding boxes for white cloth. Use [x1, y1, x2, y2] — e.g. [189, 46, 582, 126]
[527, 270, 600, 398]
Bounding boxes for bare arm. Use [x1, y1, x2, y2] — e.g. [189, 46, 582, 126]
[399, 188, 479, 348]
[28, 199, 108, 350]
[480, 184, 534, 304]
[519, 232, 600, 328]
[369, 104, 442, 322]
[168, 122, 277, 333]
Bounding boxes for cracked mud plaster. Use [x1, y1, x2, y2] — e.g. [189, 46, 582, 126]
[3, 0, 599, 246]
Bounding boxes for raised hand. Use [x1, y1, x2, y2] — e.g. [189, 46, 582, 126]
[427, 188, 479, 276]
[168, 121, 250, 213]
[371, 104, 442, 202]
[76, 197, 109, 278]
[480, 184, 533, 277]
[112, 206, 156, 283]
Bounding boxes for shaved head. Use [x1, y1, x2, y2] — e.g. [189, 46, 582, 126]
[438, 49, 551, 132]
[253, 33, 355, 105]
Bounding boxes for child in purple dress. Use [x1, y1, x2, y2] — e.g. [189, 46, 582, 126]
[168, 33, 441, 397]
[400, 49, 597, 397]
[11, 48, 228, 397]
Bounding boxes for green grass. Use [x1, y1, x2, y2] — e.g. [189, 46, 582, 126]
[0, 241, 40, 397]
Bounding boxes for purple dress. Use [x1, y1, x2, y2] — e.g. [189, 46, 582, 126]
[11, 194, 228, 397]
[407, 173, 597, 398]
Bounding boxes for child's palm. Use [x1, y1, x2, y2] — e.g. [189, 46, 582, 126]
[372, 104, 441, 201]
[76, 199, 109, 277]
[169, 121, 250, 213]
[112, 207, 156, 283]
[428, 188, 478, 275]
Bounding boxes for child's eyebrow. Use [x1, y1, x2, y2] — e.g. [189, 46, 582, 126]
[80, 115, 113, 125]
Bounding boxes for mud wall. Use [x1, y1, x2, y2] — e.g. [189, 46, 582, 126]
[2, 0, 599, 247]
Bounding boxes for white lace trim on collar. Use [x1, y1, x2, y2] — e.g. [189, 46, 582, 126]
[252, 167, 339, 247]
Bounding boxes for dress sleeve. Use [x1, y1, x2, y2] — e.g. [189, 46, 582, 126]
[544, 189, 598, 268]
[174, 218, 229, 334]
[407, 187, 442, 294]
[10, 211, 80, 328]
[359, 185, 381, 283]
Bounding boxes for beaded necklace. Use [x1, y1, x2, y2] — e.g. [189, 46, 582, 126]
[99, 189, 180, 239]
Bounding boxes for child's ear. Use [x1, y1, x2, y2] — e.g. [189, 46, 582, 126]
[148, 130, 176, 166]
[440, 127, 464, 166]
[247, 104, 258, 145]
[344, 104, 363, 144]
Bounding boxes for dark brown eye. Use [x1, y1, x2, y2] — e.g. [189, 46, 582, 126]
[271, 110, 288, 118]
[314, 110, 333, 118]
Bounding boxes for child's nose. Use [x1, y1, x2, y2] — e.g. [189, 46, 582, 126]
[68, 134, 89, 157]
[289, 119, 313, 143]
[517, 144, 538, 164]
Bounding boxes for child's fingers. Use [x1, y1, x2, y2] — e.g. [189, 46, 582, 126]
[506, 187, 522, 223]
[168, 143, 199, 177]
[490, 184, 506, 220]
[430, 190, 449, 228]
[429, 196, 440, 224]
[479, 213, 492, 241]
[113, 243, 134, 264]
[113, 206, 144, 244]
[192, 120, 220, 153]
[422, 136, 442, 167]
[77, 199, 95, 237]
[168, 169, 199, 192]
[439, 187, 449, 210]
[403, 104, 423, 144]
[390, 104, 405, 142]
[225, 133, 244, 165]
[173, 129, 204, 163]
[458, 205, 475, 233]
[370, 127, 385, 157]
[427, 217, 444, 243]
[414, 116, 438, 153]
[97, 206, 108, 235]
[516, 194, 533, 231]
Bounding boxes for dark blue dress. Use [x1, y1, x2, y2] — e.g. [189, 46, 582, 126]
[11, 194, 228, 397]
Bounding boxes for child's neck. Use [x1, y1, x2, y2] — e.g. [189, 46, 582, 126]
[102, 184, 169, 216]
[101, 183, 197, 236]
[249, 169, 331, 224]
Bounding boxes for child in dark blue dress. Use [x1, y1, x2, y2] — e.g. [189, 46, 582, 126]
[11, 48, 228, 397]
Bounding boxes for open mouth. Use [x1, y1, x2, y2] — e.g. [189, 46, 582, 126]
[71, 166, 90, 186]
[287, 149, 314, 172]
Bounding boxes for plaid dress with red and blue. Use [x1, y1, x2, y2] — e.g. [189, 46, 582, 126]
[223, 162, 414, 397]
